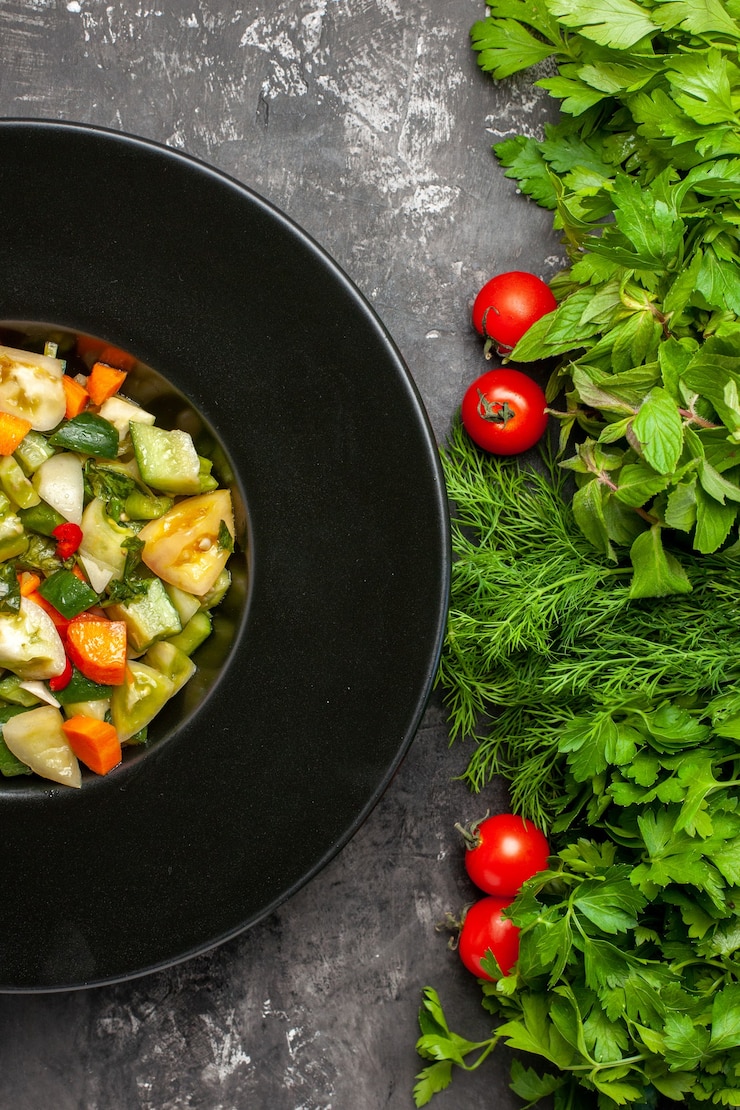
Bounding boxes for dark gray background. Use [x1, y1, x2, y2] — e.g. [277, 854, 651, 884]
[0, 2, 562, 1106]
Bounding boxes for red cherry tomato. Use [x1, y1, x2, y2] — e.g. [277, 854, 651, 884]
[472, 270, 556, 354]
[461, 368, 547, 455]
[458, 896, 520, 980]
[461, 813, 550, 897]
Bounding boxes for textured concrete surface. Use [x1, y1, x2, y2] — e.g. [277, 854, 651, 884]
[0, 2, 562, 1107]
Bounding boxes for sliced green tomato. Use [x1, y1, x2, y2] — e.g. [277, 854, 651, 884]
[0, 597, 67, 680]
[0, 345, 66, 432]
[129, 422, 201, 496]
[138, 489, 235, 597]
[2, 705, 81, 788]
[110, 660, 175, 743]
[144, 640, 197, 695]
[32, 452, 85, 524]
[79, 496, 135, 579]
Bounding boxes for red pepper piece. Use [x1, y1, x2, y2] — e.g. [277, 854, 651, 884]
[49, 656, 73, 692]
[52, 522, 83, 560]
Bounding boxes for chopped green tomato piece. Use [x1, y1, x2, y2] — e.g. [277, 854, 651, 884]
[18, 500, 66, 537]
[2, 705, 81, 787]
[0, 509, 28, 562]
[53, 666, 112, 705]
[0, 456, 41, 510]
[32, 452, 84, 525]
[138, 489, 235, 596]
[13, 430, 56, 476]
[123, 490, 174, 521]
[0, 674, 41, 706]
[49, 412, 119, 459]
[0, 345, 66, 432]
[38, 568, 99, 619]
[166, 609, 212, 656]
[106, 576, 182, 653]
[79, 496, 135, 579]
[0, 598, 67, 680]
[110, 660, 175, 743]
[144, 640, 197, 695]
[129, 422, 201, 496]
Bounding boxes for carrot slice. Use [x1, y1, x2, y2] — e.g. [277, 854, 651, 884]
[62, 716, 122, 775]
[17, 571, 41, 597]
[61, 374, 90, 418]
[87, 362, 127, 406]
[0, 411, 32, 455]
[66, 615, 127, 685]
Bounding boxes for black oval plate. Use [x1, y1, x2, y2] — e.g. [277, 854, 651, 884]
[0, 119, 449, 991]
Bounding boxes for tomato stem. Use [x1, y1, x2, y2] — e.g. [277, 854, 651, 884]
[476, 391, 516, 426]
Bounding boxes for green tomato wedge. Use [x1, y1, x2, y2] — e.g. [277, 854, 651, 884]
[2, 705, 81, 788]
[110, 660, 176, 743]
[0, 597, 66, 680]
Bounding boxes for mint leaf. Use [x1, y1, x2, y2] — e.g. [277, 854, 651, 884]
[631, 387, 684, 474]
[628, 526, 692, 597]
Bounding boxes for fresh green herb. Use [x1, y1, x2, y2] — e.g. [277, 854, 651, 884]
[439, 421, 740, 826]
[470, 0, 740, 590]
[15, 535, 62, 576]
[83, 460, 138, 522]
[217, 519, 234, 552]
[0, 563, 21, 613]
[418, 427, 740, 1105]
[417, 1, 740, 1094]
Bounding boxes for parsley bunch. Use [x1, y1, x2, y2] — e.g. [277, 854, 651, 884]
[473, 0, 740, 595]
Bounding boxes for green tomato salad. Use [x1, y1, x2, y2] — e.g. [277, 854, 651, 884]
[0, 331, 236, 788]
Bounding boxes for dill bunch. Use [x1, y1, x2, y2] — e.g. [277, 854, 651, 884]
[439, 420, 740, 826]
